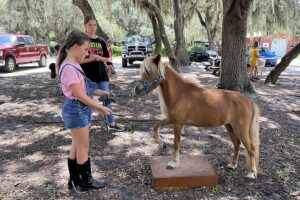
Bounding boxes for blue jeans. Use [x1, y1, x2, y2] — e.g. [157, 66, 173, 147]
[61, 98, 92, 129]
[97, 81, 114, 123]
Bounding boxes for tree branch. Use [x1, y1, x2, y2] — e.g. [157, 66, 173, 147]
[196, 8, 207, 28]
[183, 1, 198, 22]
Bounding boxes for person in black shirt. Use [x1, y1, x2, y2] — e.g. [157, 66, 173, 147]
[49, 44, 60, 79]
[81, 16, 125, 131]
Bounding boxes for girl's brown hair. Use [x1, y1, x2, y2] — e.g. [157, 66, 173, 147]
[253, 41, 259, 48]
[56, 30, 90, 70]
[84, 15, 96, 25]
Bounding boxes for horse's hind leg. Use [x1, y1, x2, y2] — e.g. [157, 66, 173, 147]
[166, 124, 182, 169]
[225, 124, 241, 169]
[153, 118, 169, 148]
[233, 124, 257, 179]
[240, 137, 257, 179]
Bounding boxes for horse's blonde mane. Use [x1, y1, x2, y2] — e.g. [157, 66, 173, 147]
[140, 56, 166, 78]
[141, 57, 203, 89]
[163, 63, 204, 88]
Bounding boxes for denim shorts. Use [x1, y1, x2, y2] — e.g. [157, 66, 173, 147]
[61, 98, 92, 129]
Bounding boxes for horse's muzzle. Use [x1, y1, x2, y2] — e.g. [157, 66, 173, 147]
[134, 82, 147, 96]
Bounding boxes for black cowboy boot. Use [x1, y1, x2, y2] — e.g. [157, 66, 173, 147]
[77, 158, 106, 190]
[68, 158, 82, 189]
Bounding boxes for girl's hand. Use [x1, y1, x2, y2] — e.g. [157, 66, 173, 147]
[106, 65, 115, 77]
[94, 89, 109, 97]
[99, 106, 112, 116]
[95, 55, 109, 62]
[89, 53, 97, 61]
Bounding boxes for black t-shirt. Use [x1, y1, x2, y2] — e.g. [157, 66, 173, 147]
[81, 37, 111, 82]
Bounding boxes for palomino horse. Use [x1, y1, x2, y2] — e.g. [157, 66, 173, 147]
[134, 54, 260, 179]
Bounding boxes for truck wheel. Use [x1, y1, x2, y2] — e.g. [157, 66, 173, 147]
[38, 54, 47, 67]
[122, 58, 127, 68]
[4, 57, 16, 72]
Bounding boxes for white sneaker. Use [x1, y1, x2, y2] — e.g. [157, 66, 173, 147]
[108, 123, 126, 131]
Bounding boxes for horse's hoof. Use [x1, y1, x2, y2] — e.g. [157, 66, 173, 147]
[166, 161, 178, 169]
[166, 165, 174, 169]
[245, 172, 257, 180]
[157, 140, 166, 149]
[227, 163, 237, 170]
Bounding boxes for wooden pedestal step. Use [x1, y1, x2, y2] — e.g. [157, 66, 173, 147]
[150, 155, 218, 190]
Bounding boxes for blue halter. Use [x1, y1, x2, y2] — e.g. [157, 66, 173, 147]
[138, 75, 163, 93]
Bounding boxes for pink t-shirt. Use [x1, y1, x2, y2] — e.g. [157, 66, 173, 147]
[59, 62, 87, 100]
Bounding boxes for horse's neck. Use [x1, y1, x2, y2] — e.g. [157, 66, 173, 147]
[159, 66, 185, 108]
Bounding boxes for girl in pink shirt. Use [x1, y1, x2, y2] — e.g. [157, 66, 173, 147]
[57, 30, 111, 192]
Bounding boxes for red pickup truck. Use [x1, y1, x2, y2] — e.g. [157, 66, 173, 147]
[0, 34, 49, 72]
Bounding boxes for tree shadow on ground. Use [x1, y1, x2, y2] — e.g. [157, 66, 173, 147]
[1, 65, 299, 199]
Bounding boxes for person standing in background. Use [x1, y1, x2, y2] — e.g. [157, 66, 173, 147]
[49, 44, 61, 79]
[81, 16, 125, 131]
[246, 45, 251, 77]
[106, 39, 116, 77]
[249, 41, 259, 81]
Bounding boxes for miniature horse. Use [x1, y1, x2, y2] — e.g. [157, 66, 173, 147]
[134, 54, 260, 179]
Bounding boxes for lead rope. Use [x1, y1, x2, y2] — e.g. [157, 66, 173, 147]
[71, 181, 87, 194]
[98, 92, 135, 135]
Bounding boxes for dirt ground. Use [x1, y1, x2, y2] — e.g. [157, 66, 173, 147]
[0, 63, 299, 200]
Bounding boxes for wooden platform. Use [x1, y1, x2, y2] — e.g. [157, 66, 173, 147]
[150, 155, 218, 190]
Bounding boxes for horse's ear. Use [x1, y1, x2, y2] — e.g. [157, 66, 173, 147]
[153, 54, 161, 65]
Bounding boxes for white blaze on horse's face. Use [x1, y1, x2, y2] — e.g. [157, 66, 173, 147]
[135, 55, 162, 96]
[140, 56, 160, 80]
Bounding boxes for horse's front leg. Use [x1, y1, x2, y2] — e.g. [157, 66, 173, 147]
[153, 118, 169, 148]
[166, 124, 182, 169]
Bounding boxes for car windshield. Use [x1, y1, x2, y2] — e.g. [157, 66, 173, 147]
[127, 36, 151, 44]
[206, 50, 218, 55]
[0, 36, 13, 45]
[193, 41, 209, 50]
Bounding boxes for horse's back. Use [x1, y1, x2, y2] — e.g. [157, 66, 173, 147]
[178, 86, 253, 126]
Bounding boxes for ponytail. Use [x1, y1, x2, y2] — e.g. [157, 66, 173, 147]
[56, 45, 67, 72]
[55, 30, 90, 74]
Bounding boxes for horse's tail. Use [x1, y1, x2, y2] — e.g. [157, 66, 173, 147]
[249, 102, 260, 170]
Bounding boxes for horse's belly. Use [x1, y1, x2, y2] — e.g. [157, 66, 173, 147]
[187, 119, 226, 127]
[186, 112, 228, 127]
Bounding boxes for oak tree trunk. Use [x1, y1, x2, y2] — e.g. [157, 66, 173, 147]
[265, 42, 300, 84]
[141, 0, 180, 71]
[148, 12, 162, 55]
[173, 0, 190, 66]
[196, 9, 219, 51]
[218, 0, 254, 92]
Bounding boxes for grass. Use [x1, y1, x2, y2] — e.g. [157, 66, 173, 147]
[276, 168, 289, 180]
[212, 184, 221, 193]
[141, 164, 151, 174]
[229, 169, 237, 177]
[17, 146, 27, 159]
[0, 191, 5, 200]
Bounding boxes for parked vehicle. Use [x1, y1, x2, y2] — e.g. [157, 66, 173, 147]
[259, 47, 277, 67]
[188, 41, 221, 65]
[0, 34, 49, 72]
[188, 47, 210, 62]
[121, 35, 153, 67]
[207, 50, 221, 66]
